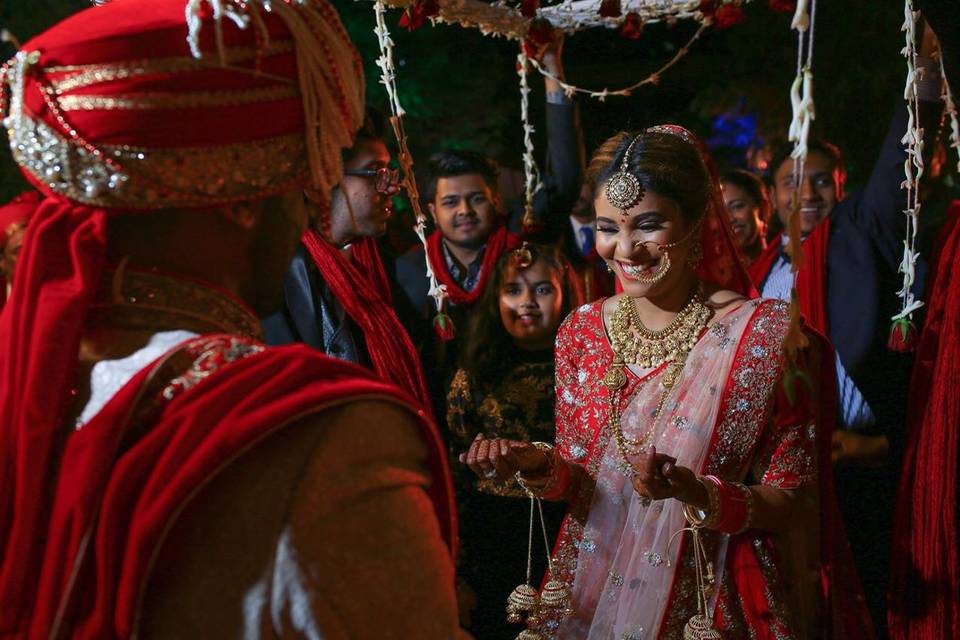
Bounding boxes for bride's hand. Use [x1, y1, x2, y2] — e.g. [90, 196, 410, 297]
[630, 446, 708, 508]
[458, 434, 550, 481]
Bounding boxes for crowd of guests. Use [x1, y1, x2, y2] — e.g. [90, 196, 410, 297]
[1, 0, 959, 638]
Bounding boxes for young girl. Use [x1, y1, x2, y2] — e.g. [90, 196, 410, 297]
[447, 243, 582, 638]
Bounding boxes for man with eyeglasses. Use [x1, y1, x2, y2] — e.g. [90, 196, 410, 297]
[262, 108, 435, 417]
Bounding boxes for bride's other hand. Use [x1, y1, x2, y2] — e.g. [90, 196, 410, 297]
[630, 446, 708, 508]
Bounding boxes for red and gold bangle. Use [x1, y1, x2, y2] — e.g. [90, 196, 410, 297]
[708, 476, 753, 534]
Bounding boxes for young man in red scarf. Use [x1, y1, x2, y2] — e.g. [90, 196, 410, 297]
[262, 108, 433, 417]
[0, 1, 462, 637]
[0, 191, 39, 310]
[394, 39, 581, 423]
[750, 20, 947, 635]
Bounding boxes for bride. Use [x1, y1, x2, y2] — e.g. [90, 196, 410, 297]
[461, 126, 873, 639]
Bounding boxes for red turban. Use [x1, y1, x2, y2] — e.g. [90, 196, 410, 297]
[0, 1, 365, 626]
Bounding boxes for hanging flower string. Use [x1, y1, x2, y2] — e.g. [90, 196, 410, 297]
[779, 0, 815, 365]
[518, 47, 543, 229]
[940, 54, 960, 173]
[373, 0, 453, 339]
[527, 22, 708, 101]
[889, 0, 925, 352]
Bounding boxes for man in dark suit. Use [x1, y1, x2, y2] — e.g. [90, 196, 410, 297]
[751, 32, 944, 635]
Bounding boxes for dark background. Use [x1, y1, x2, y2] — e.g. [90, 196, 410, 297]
[0, 0, 922, 204]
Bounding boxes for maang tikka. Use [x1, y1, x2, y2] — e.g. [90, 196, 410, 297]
[604, 134, 645, 213]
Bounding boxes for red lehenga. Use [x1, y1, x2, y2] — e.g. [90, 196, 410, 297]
[526, 125, 873, 639]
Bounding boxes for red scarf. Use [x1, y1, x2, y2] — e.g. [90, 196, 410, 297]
[301, 230, 433, 417]
[16, 337, 455, 638]
[749, 219, 831, 336]
[889, 202, 960, 640]
[425, 225, 521, 307]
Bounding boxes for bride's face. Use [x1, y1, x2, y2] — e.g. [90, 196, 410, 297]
[594, 188, 694, 299]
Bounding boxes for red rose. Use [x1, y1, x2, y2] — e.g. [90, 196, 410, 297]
[433, 312, 456, 341]
[620, 12, 644, 40]
[520, 0, 539, 18]
[599, 0, 622, 18]
[398, 0, 440, 31]
[769, 0, 796, 11]
[714, 3, 745, 28]
[887, 318, 919, 352]
[699, 0, 718, 17]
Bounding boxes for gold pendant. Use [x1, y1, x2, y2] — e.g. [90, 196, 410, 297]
[604, 365, 627, 390]
[662, 362, 683, 389]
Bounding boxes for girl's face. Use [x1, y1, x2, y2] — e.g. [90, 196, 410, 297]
[721, 181, 763, 248]
[498, 259, 564, 350]
[594, 188, 694, 299]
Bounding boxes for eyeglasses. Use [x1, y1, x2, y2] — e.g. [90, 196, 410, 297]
[343, 167, 400, 194]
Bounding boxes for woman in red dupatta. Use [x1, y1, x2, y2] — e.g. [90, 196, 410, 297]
[462, 126, 872, 638]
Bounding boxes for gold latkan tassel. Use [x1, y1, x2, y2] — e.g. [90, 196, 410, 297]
[506, 496, 541, 630]
[669, 506, 725, 640]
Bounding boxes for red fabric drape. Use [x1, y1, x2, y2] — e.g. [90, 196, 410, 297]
[20, 337, 455, 639]
[301, 230, 433, 418]
[0, 197, 109, 628]
[889, 202, 960, 640]
[748, 220, 831, 337]
[425, 225, 521, 307]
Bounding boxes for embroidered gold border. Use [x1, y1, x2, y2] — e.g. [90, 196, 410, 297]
[58, 85, 298, 111]
[12, 110, 308, 209]
[48, 41, 295, 94]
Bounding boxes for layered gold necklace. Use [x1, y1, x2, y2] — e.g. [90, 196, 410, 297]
[604, 291, 712, 460]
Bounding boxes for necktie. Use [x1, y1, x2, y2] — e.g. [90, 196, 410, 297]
[580, 225, 595, 257]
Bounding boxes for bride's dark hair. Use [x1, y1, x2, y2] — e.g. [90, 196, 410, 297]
[588, 129, 711, 225]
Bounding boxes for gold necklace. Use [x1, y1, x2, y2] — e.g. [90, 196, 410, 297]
[603, 292, 712, 461]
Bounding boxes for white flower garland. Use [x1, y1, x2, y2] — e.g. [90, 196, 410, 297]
[518, 47, 543, 225]
[373, 0, 448, 314]
[893, 0, 924, 322]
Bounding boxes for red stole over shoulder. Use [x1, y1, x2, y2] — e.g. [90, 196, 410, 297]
[889, 202, 960, 640]
[301, 230, 433, 418]
[748, 219, 831, 336]
[13, 336, 455, 639]
[425, 224, 521, 307]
